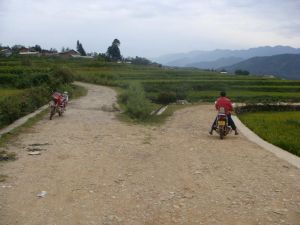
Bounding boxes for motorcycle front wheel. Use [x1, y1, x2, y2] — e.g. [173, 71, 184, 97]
[50, 106, 56, 120]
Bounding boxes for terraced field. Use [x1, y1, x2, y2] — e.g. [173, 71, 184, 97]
[1, 57, 300, 104]
[239, 111, 300, 156]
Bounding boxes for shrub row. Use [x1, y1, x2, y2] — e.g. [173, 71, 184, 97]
[235, 104, 300, 114]
[74, 73, 126, 88]
[0, 66, 49, 74]
[142, 81, 300, 94]
[0, 67, 76, 128]
[0, 86, 49, 128]
[0, 67, 74, 89]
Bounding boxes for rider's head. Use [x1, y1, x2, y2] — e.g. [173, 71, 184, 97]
[220, 91, 226, 97]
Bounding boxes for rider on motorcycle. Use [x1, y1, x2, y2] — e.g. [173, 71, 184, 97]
[209, 91, 238, 135]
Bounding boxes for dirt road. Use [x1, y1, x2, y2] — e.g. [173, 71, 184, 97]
[1, 82, 300, 225]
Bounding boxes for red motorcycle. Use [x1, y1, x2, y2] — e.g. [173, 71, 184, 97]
[214, 107, 232, 139]
[49, 92, 64, 120]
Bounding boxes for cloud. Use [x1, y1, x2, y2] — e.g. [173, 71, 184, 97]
[1, 0, 300, 57]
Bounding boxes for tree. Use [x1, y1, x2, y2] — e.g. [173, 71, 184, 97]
[235, 69, 250, 75]
[33, 44, 42, 52]
[76, 40, 86, 56]
[11, 45, 25, 54]
[49, 48, 58, 53]
[106, 39, 122, 61]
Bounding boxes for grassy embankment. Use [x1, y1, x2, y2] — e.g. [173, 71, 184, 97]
[239, 111, 300, 157]
[0, 58, 87, 128]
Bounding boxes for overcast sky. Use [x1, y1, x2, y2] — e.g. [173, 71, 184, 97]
[1, 0, 300, 57]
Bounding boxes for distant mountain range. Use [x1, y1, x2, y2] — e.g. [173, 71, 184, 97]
[223, 54, 300, 80]
[186, 57, 244, 69]
[153, 46, 300, 79]
[154, 46, 300, 67]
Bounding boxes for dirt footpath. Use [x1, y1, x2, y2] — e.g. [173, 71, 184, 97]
[1, 82, 300, 225]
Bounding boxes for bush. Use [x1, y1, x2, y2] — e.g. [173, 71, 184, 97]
[16, 74, 51, 88]
[124, 83, 152, 119]
[235, 104, 300, 114]
[235, 69, 250, 75]
[52, 67, 74, 84]
[0, 83, 83, 128]
[157, 91, 177, 104]
[0, 74, 19, 87]
[0, 86, 49, 128]
[0, 96, 22, 125]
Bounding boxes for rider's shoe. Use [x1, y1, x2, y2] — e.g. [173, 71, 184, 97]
[209, 130, 213, 135]
[234, 130, 239, 135]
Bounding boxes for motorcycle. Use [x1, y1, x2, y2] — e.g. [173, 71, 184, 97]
[49, 92, 64, 120]
[214, 107, 232, 139]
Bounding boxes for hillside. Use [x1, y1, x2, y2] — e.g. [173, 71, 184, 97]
[186, 57, 243, 69]
[154, 46, 300, 68]
[223, 54, 300, 79]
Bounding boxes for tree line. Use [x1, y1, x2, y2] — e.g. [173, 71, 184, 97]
[1, 39, 159, 66]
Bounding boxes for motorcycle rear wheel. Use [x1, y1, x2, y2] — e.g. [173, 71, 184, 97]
[219, 126, 225, 139]
[220, 131, 224, 139]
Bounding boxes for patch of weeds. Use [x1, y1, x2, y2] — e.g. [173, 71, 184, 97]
[0, 150, 16, 161]
[0, 174, 8, 182]
[70, 84, 88, 99]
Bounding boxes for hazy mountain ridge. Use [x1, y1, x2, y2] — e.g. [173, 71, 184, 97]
[223, 54, 300, 80]
[154, 46, 300, 68]
[186, 57, 244, 69]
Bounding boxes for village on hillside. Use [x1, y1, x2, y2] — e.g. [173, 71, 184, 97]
[0, 46, 94, 59]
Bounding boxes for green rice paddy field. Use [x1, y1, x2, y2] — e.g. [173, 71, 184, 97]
[239, 111, 300, 156]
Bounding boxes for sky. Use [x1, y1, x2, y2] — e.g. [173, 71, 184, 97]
[0, 0, 300, 57]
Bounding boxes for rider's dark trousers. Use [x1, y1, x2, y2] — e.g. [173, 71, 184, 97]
[211, 113, 237, 131]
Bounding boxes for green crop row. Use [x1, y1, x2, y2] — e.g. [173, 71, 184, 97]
[0, 64, 78, 128]
[0, 89, 25, 99]
[239, 111, 300, 156]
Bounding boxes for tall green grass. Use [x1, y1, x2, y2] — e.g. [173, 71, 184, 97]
[0, 63, 80, 128]
[118, 83, 152, 120]
[0, 89, 25, 99]
[239, 111, 300, 156]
